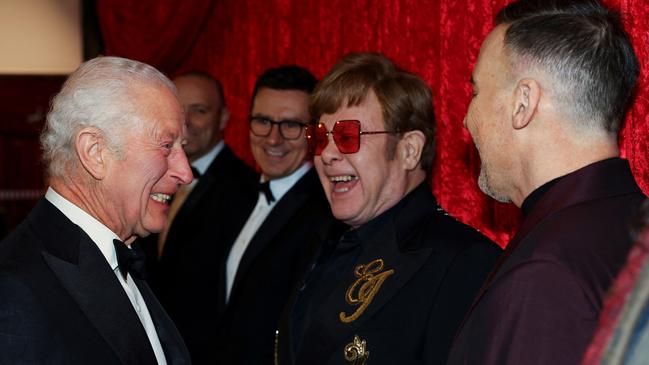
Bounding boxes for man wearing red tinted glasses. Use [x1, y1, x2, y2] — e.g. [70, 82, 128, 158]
[276, 53, 501, 365]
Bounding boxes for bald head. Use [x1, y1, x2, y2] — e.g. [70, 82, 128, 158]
[173, 72, 229, 162]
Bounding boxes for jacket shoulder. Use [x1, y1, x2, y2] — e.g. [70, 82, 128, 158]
[0, 220, 40, 268]
[417, 206, 501, 257]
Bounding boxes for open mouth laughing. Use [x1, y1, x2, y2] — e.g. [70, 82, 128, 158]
[150, 193, 172, 204]
[329, 175, 359, 193]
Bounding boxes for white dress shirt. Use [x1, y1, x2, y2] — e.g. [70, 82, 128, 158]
[225, 162, 312, 303]
[45, 188, 168, 365]
[192, 140, 225, 176]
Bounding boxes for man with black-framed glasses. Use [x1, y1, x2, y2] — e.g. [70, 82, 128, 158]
[275, 53, 501, 365]
[165, 65, 340, 365]
[249, 115, 309, 141]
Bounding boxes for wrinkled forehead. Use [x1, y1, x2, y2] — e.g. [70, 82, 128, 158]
[134, 85, 185, 134]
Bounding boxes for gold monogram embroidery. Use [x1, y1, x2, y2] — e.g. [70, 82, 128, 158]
[344, 335, 369, 364]
[339, 258, 394, 323]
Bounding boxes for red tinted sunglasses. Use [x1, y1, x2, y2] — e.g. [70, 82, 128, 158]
[306, 120, 395, 155]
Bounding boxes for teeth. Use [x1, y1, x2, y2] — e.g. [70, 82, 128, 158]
[150, 193, 171, 204]
[334, 186, 350, 193]
[266, 149, 285, 157]
[329, 175, 357, 183]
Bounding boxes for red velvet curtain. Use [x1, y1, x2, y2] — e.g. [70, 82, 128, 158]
[97, 0, 649, 247]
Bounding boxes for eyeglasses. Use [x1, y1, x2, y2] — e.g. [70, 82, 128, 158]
[249, 116, 308, 140]
[306, 120, 396, 155]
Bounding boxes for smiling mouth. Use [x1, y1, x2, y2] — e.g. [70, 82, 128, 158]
[329, 175, 358, 193]
[150, 193, 172, 204]
[265, 149, 287, 157]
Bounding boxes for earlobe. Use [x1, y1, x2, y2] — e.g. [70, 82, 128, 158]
[512, 78, 540, 130]
[219, 107, 230, 131]
[400, 130, 425, 171]
[76, 128, 107, 180]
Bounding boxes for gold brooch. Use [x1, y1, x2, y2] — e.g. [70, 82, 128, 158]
[344, 335, 369, 364]
[339, 258, 394, 323]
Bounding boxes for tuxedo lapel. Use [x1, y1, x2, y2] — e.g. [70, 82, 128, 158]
[229, 170, 317, 298]
[27, 199, 157, 364]
[41, 231, 157, 365]
[135, 279, 190, 365]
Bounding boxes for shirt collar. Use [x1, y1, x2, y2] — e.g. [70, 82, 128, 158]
[192, 140, 225, 176]
[352, 182, 430, 250]
[521, 175, 563, 216]
[263, 162, 312, 203]
[45, 187, 121, 271]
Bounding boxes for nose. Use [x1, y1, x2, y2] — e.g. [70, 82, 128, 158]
[170, 147, 194, 185]
[319, 133, 342, 166]
[266, 123, 284, 145]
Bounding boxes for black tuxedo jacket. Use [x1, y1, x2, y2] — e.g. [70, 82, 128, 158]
[277, 183, 501, 365]
[447, 158, 647, 365]
[154, 167, 339, 364]
[0, 199, 190, 365]
[143, 144, 257, 277]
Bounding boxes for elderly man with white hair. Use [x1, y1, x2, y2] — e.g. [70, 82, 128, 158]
[0, 56, 193, 364]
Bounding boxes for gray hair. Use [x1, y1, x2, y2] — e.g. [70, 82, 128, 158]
[496, 0, 639, 134]
[41, 56, 176, 178]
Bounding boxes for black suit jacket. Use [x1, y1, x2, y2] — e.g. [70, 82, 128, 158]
[0, 199, 190, 365]
[155, 167, 339, 364]
[277, 183, 501, 365]
[447, 158, 647, 365]
[143, 144, 257, 277]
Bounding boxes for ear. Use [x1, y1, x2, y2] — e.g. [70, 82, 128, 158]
[76, 127, 108, 180]
[399, 130, 425, 171]
[512, 78, 540, 130]
[219, 107, 230, 131]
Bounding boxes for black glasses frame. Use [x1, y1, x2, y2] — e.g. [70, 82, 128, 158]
[248, 116, 309, 140]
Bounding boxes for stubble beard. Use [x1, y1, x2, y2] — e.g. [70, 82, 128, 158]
[478, 165, 510, 203]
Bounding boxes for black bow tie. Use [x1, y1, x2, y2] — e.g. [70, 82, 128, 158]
[113, 239, 147, 280]
[259, 181, 276, 204]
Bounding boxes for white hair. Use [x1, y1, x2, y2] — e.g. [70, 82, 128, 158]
[41, 56, 176, 178]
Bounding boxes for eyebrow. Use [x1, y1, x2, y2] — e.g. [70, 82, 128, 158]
[250, 114, 306, 123]
[188, 103, 209, 108]
[153, 129, 176, 143]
